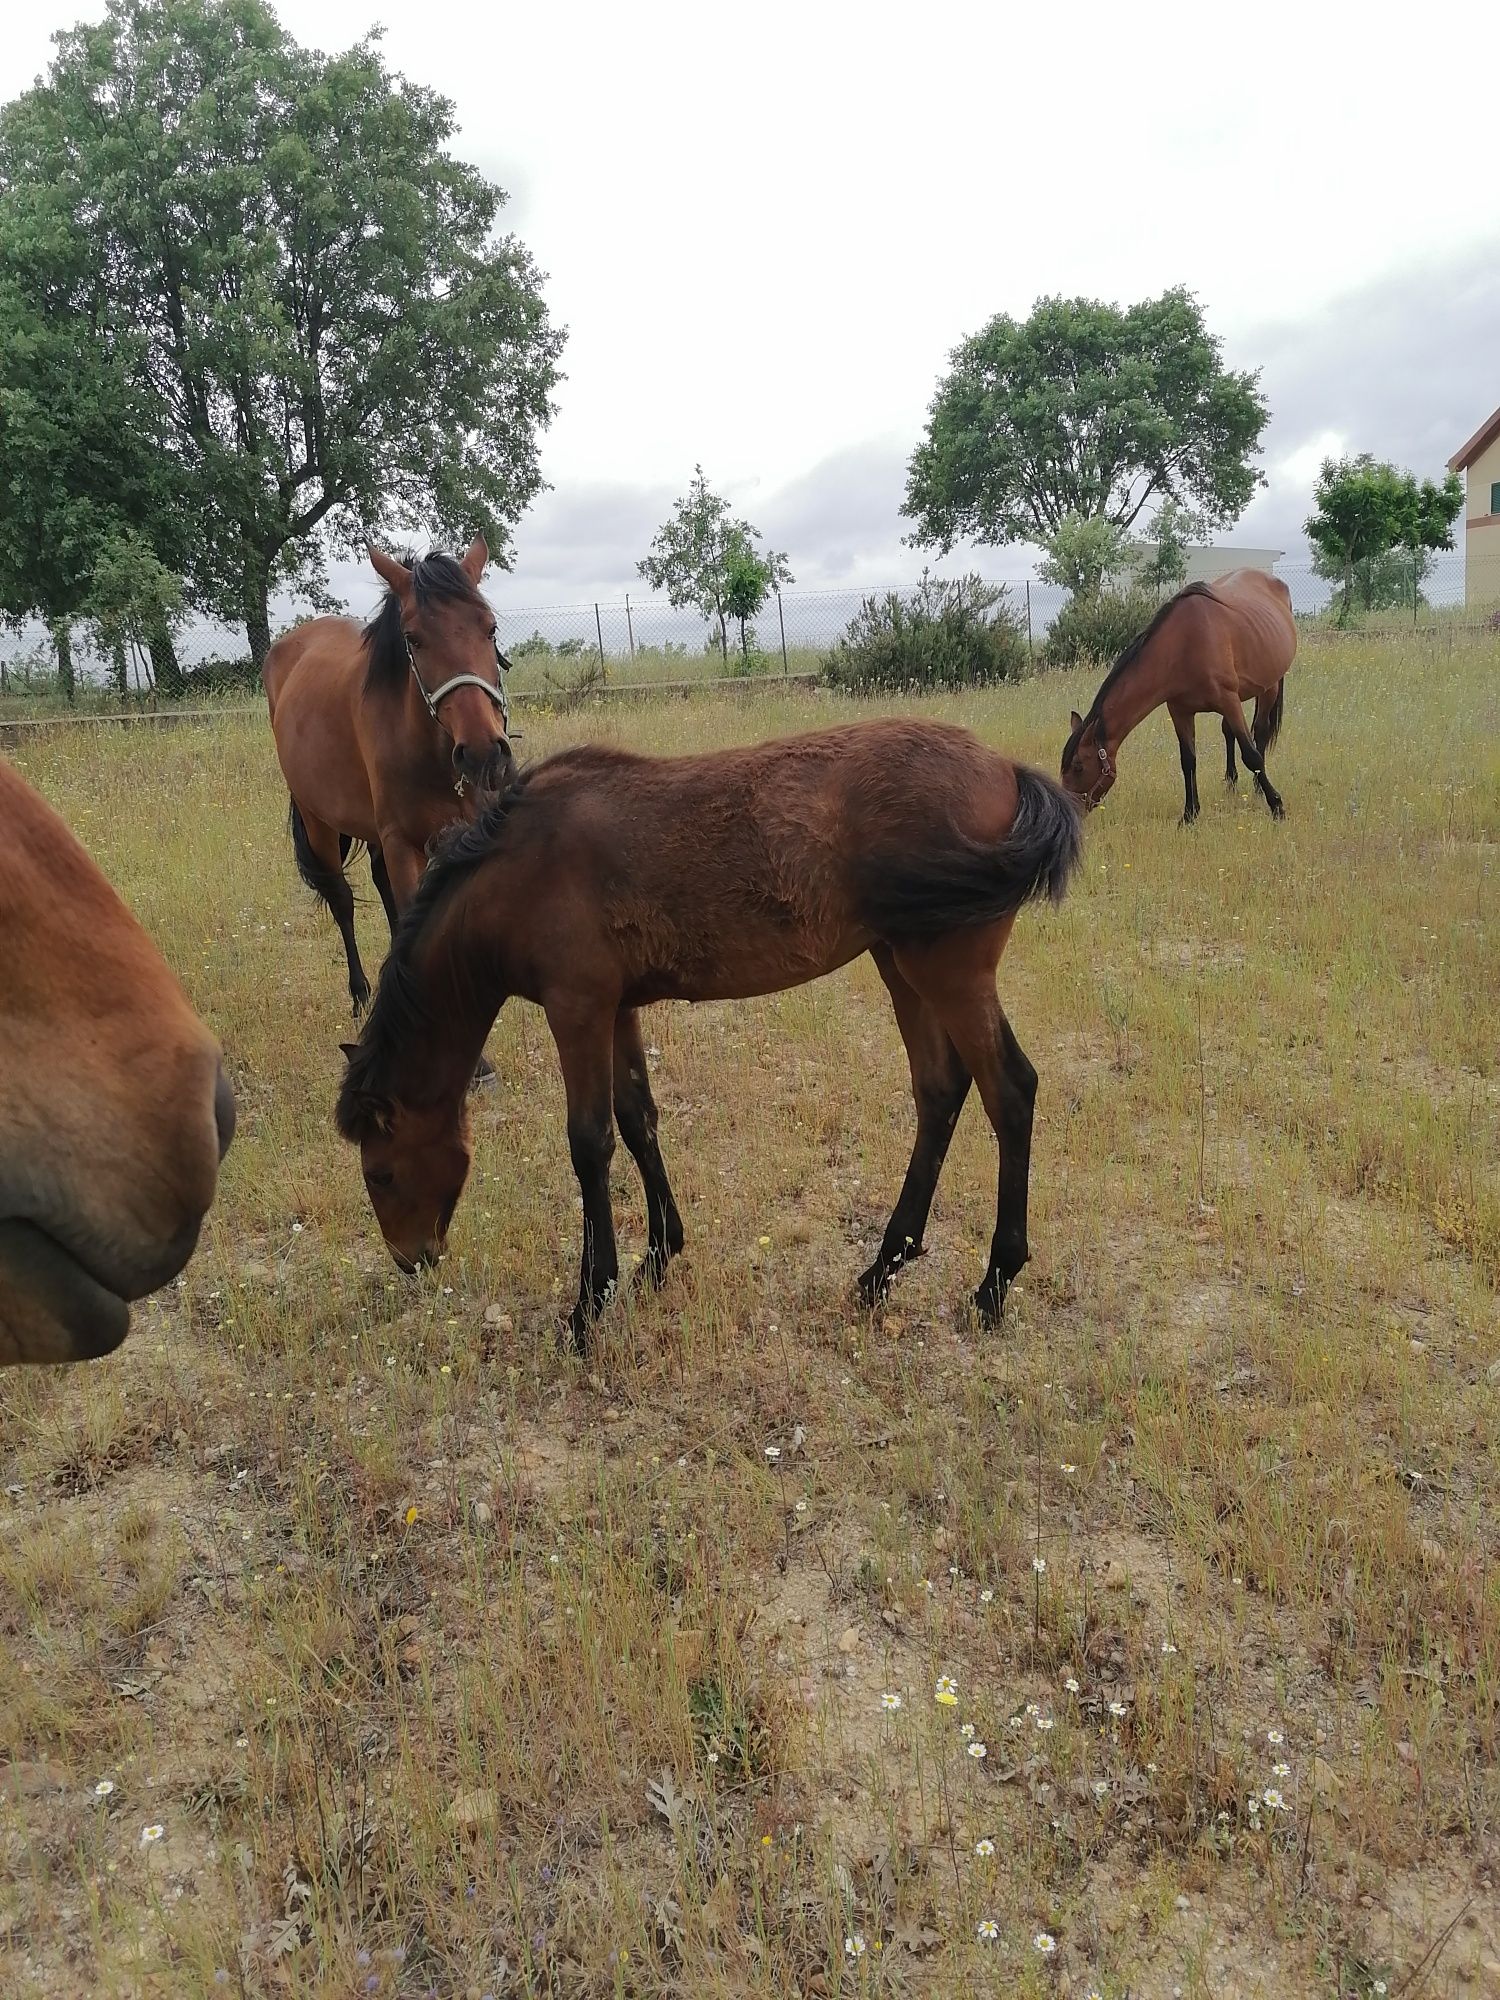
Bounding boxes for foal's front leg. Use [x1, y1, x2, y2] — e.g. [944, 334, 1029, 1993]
[544, 995, 620, 1349]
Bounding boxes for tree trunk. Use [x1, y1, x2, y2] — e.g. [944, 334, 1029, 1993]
[50, 620, 75, 703]
[715, 607, 728, 664]
[243, 551, 272, 672]
[110, 639, 128, 698]
[148, 619, 184, 699]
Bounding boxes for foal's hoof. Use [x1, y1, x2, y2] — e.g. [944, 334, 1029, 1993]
[855, 1259, 890, 1310]
[971, 1276, 1009, 1326]
[469, 1056, 497, 1092]
[351, 983, 372, 1019]
[1268, 798, 1286, 822]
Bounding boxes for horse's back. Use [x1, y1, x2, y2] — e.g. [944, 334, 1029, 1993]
[262, 616, 365, 721]
[1208, 569, 1296, 686]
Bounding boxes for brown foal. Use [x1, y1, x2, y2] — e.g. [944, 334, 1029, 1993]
[1060, 570, 1297, 823]
[336, 719, 1082, 1348]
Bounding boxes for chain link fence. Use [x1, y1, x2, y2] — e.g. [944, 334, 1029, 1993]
[3, 549, 1496, 709]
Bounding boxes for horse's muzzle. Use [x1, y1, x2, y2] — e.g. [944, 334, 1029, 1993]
[453, 739, 513, 793]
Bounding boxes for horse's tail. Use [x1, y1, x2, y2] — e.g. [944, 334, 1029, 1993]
[862, 765, 1084, 938]
[287, 798, 363, 904]
[1255, 680, 1285, 755]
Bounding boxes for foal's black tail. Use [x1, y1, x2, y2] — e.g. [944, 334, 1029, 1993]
[862, 766, 1084, 939]
[1254, 680, 1286, 755]
[288, 798, 359, 907]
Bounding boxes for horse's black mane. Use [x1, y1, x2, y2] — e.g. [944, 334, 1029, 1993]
[1062, 580, 1217, 763]
[335, 765, 534, 1138]
[362, 552, 490, 694]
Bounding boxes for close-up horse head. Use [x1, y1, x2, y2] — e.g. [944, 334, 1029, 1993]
[0, 759, 234, 1366]
[368, 536, 513, 795]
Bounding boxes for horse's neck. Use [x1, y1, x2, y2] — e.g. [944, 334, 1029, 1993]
[1098, 655, 1169, 748]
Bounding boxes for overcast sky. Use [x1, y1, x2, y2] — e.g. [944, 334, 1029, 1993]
[5, 0, 1499, 616]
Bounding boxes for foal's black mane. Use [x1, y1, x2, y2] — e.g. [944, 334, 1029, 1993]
[335, 766, 534, 1139]
[1062, 580, 1217, 763]
[361, 552, 490, 695]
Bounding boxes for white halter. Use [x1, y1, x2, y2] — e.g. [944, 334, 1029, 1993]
[406, 636, 515, 736]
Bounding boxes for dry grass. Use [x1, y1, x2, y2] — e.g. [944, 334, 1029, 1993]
[1, 638, 1498, 1999]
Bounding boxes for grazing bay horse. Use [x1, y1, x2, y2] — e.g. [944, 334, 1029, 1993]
[1060, 570, 1296, 823]
[0, 757, 234, 1365]
[336, 719, 1082, 1348]
[263, 537, 514, 1014]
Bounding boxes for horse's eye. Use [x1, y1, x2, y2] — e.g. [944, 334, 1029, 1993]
[366, 1167, 395, 1192]
[405, 632, 420, 650]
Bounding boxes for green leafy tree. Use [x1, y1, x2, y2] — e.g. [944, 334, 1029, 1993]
[83, 531, 186, 696]
[0, 247, 186, 696]
[1035, 514, 1132, 600]
[0, 0, 564, 667]
[637, 468, 792, 663]
[904, 289, 1268, 555]
[1137, 499, 1201, 598]
[1304, 455, 1463, 623]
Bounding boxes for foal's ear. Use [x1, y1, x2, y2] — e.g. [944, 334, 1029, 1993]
[460, 533, 489, 584]
[339, 1041, 359, 1062]
[1069, 709, 1084, 733]
[368, 545, 413, 597]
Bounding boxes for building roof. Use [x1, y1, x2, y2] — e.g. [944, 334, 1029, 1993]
[1450, 404, 1500, 472]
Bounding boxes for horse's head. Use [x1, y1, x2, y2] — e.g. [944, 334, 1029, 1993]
[1060, 709, 1116, 811]
[337, 1058, 472, 1273]
[0, 764, 234, 1365]
[369, 537, 514, 793]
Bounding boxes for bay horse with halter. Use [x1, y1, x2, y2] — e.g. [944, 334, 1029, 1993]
[1060, 569, 1297, 823]
[263, 537, 515, 1014]
[335, 718, 1082, 1349]
[0, 757, 234, 1365]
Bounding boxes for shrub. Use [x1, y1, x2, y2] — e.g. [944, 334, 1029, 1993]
[184, 655, 258, 694]
[822, 571, 1029, 693]
[1041, 587, 1158, 669]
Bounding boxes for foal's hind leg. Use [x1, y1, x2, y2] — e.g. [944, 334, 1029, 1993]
[612, 1008, 684, 1287]
[544, 992, 620, 1349]
[858, 945, 971, 1307]
[1219, 693, 1284, 820]
[1222, 719, 1239, 786]
[893, 925, 1037, 1325]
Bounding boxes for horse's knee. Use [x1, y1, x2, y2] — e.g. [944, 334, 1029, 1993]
[568, 1114, 615, 1180]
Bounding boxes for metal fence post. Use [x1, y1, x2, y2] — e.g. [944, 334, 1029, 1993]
[594, 601, 607, 683]
[625, 592, 636, 662]
[776, 590, 789, 676]
[1024, 580, 1034, 671]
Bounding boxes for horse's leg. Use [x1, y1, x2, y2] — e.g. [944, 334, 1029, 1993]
[1168, 701, 1200, 825]
[612, 1008, 684, 1288]
[369, 845, 399, 941]
[1222, 719, 1239, 785]
[1218, 693, 1284, 820]
[857, 944, 971, 1307]
[294, 802, 371, 1014]
[893, 925, 1036, 1325]
[544, 994, 619, 1349]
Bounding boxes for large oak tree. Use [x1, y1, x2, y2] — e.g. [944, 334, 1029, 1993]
[903, 288, 1268, 557]
[0, 0, 565, 668]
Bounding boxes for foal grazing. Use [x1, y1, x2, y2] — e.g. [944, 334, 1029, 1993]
[1060, 570, 1296, 822]
[337, 719, 1082, 1347]
[263, 537, 513, 1013]
[0, 758, 234, 1365]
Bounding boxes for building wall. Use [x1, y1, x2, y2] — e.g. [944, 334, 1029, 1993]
[1183, 546, 1282, 583]
[1462, 435, 1500, 605]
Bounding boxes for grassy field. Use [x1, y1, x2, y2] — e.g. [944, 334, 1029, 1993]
[1, 638, 1497, 1999]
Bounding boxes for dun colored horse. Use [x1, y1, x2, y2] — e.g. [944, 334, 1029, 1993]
[0, 757, 234, 1365]
[1060, 570, 1296, 822]
[336, 719, 1082, 1348]
[263, 537, 514, 1013]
